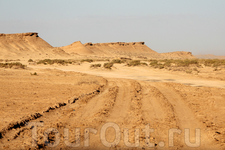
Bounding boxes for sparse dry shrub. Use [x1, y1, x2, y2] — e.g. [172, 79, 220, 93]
[30, 72, 37, 75]
[175, 59, 198, 67]
[80, 59, 93, 63]
[127, 60, 141, 66]
[90, 64, 101, 68]
[120, 57, 132, 60]
[111, 59, 125, 64]
[140, 62, 148, 66]
[201, 59, 225, 67]
[0, 62, 26, 69]
[37, 59, 76, 65]
[149, 60, 158, 66]
[103, 62, 114, 69]
[186, 70, 192, 74]
[193, 68, 198, 71]
[149, 60, 164, 68]
[28, 59, 33, 62]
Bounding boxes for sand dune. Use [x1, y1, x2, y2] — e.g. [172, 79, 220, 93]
[60, 41, 94, 55]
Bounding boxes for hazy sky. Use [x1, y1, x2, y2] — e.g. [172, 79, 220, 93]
[0, 0, 225, 55]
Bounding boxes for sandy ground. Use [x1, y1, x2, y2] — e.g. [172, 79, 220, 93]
[29, 62, 225, 89]
[0, 62, 225, 150]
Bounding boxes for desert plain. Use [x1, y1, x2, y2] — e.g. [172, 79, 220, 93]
[0, 33, 225, 150]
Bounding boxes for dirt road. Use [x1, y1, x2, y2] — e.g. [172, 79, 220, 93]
[0, 68, 224, 149]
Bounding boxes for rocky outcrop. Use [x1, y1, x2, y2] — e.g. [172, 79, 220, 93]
[0, 32, 39, 37]
[84, 42, 145, 46]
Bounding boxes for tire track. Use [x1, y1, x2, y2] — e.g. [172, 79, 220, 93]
[105, 79, 132, 123]
[0, 84, 105, 145]
[1, 77, 221, 150]
[139, 81, 178, 148]
[152, 82, 215, 150]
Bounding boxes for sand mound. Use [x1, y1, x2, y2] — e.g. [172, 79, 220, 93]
[0, 32, 69, 59]
[60, 41, 94, 55]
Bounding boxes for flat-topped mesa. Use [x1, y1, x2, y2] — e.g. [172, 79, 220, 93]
[84, 42, 145, 46]
[0, 32, 39, 37]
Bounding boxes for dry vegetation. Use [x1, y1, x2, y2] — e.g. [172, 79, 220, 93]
[111, 59, 126, 64]
[148, 59, 225, 74]
[0, 62, 26, 69]
[36, 59, 78, 65]
[28, 59, 33, 62]
[90, 64, 101, 68]
[103, 62, 114, 69]
[30, 72, 38, 76]
[149, 59, 225, 68]
[127, 60, 148, 66]
[80, 59, 94, 63]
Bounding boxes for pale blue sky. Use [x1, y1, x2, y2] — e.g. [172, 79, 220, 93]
[0, 0, 225, 55]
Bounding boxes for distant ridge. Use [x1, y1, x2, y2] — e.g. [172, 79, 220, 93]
[161, 51, 195, 59]
[195, 54, 225, 59]
[61, 41, 196, 59]
[0, 32, 196, 59]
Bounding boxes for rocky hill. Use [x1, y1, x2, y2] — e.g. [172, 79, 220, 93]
[0, 32, 68, 59]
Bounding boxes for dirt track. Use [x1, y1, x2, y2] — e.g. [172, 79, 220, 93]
[0, 68, 225, 149]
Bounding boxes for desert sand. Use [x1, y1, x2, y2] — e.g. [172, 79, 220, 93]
[0, 33, 225, 150]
